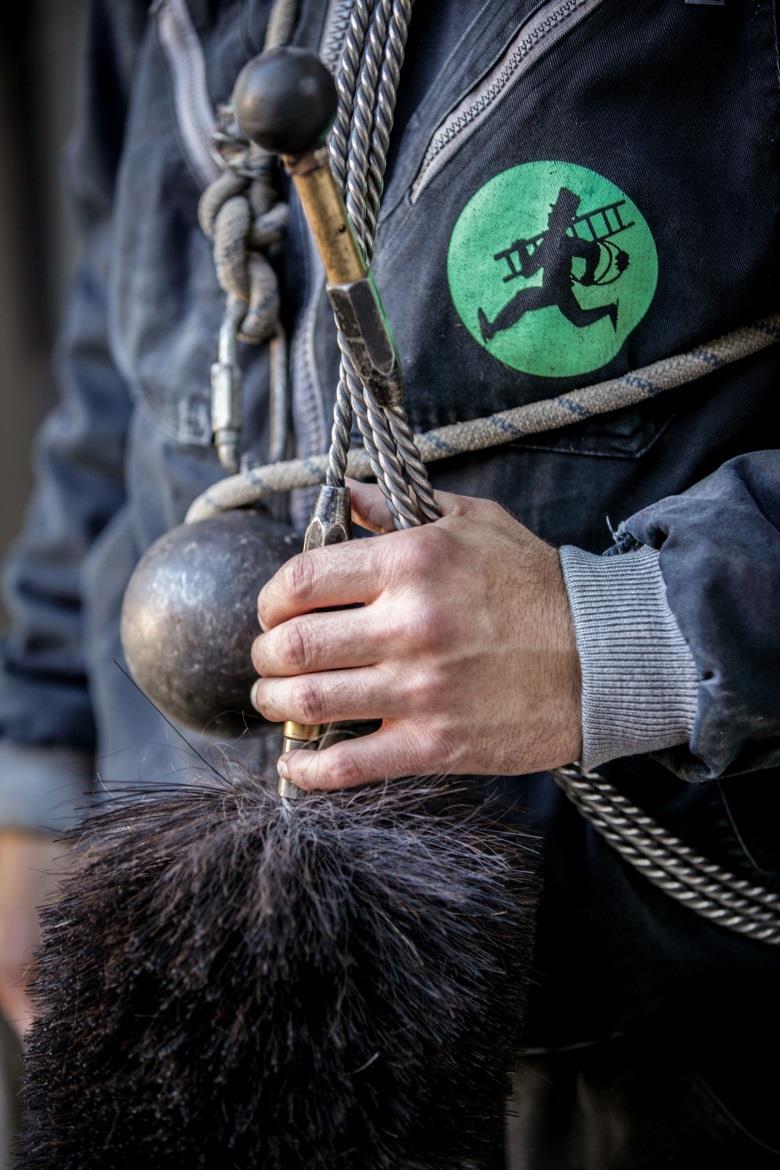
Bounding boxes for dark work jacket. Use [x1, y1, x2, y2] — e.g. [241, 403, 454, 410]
[1, 0, 779, 1146]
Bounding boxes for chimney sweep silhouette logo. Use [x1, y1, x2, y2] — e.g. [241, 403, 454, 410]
[448, 161, 658, 378]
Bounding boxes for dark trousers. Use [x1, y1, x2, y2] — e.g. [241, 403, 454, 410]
[504, 1032, 780, 1168]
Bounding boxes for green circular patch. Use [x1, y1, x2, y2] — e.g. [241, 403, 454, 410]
[447, 161, 658, 378]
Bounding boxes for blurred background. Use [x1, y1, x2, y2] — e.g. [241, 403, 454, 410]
[0, 3, 81, 1163]
[0, 0, 80, 616]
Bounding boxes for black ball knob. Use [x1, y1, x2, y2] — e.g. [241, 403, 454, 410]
[233, 47, 338, 156]
[120, 512, 302, 736]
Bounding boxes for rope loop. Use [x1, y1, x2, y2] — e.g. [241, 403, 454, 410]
[198, 110, 287, 347]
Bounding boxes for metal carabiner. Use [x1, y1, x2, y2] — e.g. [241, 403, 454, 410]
[211, 299, 290, 477]
[210, 297, 245, 473]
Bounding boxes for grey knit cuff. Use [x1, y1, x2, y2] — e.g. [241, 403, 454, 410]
[0, 742, 94, 833]
[559, 544, 699, 771]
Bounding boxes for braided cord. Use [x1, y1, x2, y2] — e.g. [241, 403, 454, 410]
[326, 0, 438, 526]
[330, 10, 780, 939]
[554, 767, 780, 944]
[195, 0, 780, 943]
[323, 0, 371, 488]
[187, 313, 780, 522]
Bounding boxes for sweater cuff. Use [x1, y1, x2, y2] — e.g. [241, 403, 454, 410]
[559, 544, 699, 771]
[0, 743, 94, 833]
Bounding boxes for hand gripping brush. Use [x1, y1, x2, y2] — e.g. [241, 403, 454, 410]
[19, 49, 539, 1170]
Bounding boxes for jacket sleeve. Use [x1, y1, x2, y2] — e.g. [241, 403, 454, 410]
[0, 1, 147, 831]
[560, 450, 780, 782]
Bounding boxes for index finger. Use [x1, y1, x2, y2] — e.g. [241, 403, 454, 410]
[258, 537, 389, 629]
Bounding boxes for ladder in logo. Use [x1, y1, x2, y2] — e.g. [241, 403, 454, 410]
[494, 198, 636, 283]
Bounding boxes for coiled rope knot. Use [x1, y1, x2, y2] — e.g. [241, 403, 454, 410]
[197, 104, 288, 345]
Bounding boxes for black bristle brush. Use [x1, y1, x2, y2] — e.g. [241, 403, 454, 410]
[19, 772, 538, 1170]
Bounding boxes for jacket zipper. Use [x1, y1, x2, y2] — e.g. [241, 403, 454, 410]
[152, 0, 223, 188]
[410, 0, 608, 204]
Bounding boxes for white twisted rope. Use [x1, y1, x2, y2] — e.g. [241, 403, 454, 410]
[187, 312, 779, 521]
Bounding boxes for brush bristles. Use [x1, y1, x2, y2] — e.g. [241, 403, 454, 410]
[20, 774, 538, 1169]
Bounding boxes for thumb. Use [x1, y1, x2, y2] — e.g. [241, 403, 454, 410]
[348, 478, 474, 533]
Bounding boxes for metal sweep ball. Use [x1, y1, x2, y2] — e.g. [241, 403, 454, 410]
[120, 511, 300, 736]
[18, 44, 541, 1170]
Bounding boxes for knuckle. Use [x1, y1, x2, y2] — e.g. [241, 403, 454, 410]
[400, 525, 450, 578]
[425, 605, 453, 650]
[256, 590, 271, 631]
[403, 599, 451, 652]
[449, 494, 502, 523]
[401, 664, 440, 707]
[328, 751, 361, 789]
[280, 621, 312, 671]
[286, 552, 317, 605]
[446, 497, 474, 520]
[481, 497, 508, 523]
[293, 678, 326, 724]
[251, 683, 277, 719]
[250, 635, 266, 675]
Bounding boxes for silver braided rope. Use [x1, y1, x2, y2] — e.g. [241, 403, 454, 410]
[325, 0, 372, 489]
[324, 0, 780, 941]
[194, 0, 780, 942]
[327, 0, 438, 528]
[364, 0, 439, 522]
[553, 767, 780, 944]
[385, 404, 440, 522]
[314, 0, 780, 942]
[324, 2, 419, 530]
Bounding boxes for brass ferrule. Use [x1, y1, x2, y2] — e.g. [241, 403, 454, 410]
[282, 720, 324, 746]
[278, 720, 324, 799]
[283, 148, 366, 285]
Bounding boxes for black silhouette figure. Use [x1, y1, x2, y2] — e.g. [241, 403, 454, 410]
[478, 187, 621, 342]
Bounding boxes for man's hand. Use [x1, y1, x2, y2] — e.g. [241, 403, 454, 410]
[0, 831, 60, 1038]
[251, 483, 582, 791]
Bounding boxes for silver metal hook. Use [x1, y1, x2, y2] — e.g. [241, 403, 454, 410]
[210, 297, 245, 473]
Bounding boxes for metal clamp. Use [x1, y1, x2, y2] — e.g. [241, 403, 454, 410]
[210, 299, 245, 473]
[326, 277, 404, 407]
[303, 483, 352, 550]
[279, 721, 324, 800]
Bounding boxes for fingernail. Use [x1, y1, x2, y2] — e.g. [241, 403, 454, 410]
[277, 757, 289, 780]
[250, 682, 261, 710]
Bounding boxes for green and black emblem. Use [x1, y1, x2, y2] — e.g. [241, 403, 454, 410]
[448, 161, 658, 378]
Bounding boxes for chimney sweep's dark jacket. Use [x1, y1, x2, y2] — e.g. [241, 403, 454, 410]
[1, 0, 779, 1159]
